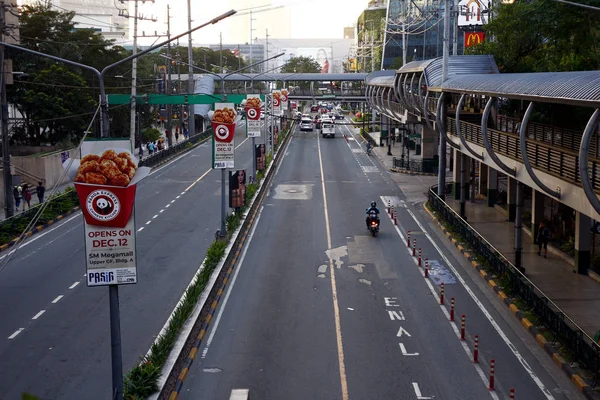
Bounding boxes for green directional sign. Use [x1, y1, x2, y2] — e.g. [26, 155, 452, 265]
[107, 94, 262, 105]
[322, 94, 336, 99]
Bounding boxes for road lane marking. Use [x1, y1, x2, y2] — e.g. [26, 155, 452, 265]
[165, 204, 170, 208]
[317, 133, 349, 400]
[153, 215, 158, 219]
[171, 200, 176, 204]
[32, 310, 46, 320]
[146, 221, 151, 225]
[403, 208, 554, 399]
[138, 227, 144, 232]
[8, 328, 24, 339]
[69, 282, 80, 289]
[52, 295, 64, 304]
[412, 382, 433, 399]
[201, 205, 265, 361]
[159, 209, 164, 213]
[229, 389, 249, 400]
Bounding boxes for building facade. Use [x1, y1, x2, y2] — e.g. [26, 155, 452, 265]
[355, 1, 387, 73]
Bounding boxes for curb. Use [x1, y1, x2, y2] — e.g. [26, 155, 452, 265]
[422, 202, 600, 400]
[389, 167, 437, 176]
[0, 206, 81, 253]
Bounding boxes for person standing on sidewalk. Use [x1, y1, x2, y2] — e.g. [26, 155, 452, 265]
[22, 184, 32, 211]
[537, 221, 551, 258]
[13, 185, 21, 212]
[36, 181, 45, 203]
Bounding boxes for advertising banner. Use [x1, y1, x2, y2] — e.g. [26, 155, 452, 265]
[464, 31, 485, 47]
[266, 94, 273, 150]
[63, 148, 151, 286]
[211, 103, 236, 169]
[255, 143, 266, 171]
[297, 47, 332, 73]
[281, 89, 289, 111]
[272, 90, 282, 114]
[229, 169, 247, 209]
[245, 95, 262, 138]
[458, 0, 490, 27]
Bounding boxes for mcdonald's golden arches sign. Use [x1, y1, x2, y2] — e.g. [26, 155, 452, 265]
[464, 31, 485, 47]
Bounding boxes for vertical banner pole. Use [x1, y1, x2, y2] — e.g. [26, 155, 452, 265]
[109, 285, 124, 400]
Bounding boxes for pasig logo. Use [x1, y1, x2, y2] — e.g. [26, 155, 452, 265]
[214, 124, 233, 142]
[86, 189, 120, 222]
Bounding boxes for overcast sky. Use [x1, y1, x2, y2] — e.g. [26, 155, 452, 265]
[134, 0, 370, 45]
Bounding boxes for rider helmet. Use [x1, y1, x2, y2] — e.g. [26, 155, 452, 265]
[370, 201, 376, 208]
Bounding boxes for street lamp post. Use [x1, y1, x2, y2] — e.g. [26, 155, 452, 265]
[160, 52, 284, 237]
[0, 9, 236, 400]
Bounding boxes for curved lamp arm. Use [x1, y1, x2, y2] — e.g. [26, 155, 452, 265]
[455, 94, 483, 160]
[436, 94, 460, 150]
[578, 108, 600, 215]
[520, 102, 561, 199]
[481, 97, 515, 176]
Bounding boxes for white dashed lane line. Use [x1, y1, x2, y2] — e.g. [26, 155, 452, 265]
[51, 295, 64, 304]
[32, 310, 46, 320]
[69, 282, 80, 289]
[8, 329, 24, 340]
[138, 227, 144, 232]
[153, 215, 158, 219]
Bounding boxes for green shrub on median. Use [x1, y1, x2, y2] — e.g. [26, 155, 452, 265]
[122, 129, 288, 399]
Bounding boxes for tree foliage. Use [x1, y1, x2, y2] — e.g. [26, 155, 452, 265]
[280, 56, 321, 73]
[467, 0, 600, 72]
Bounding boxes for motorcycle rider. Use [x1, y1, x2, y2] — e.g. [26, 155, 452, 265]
[365, 200, 380, 228]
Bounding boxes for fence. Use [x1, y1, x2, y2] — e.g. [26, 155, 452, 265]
[393, 156, 438, 173]
[428, 184, 600, 385]
[139, 128, 212, 169]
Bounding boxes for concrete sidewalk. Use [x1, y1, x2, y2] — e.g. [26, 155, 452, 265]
[366, 133, 600, 340]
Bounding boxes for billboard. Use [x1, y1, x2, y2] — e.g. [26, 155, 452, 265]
[464, 31, 485, 47]
[458, 0, 490, 27]
[296, 47, 333, 73]
[229, 169, 247, 209]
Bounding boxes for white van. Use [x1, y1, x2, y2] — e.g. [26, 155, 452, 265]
[321, 120, 335, 138]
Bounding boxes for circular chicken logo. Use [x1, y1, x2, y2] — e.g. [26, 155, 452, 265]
[246, 108, 258, 120]
[86, 189, 120, 221]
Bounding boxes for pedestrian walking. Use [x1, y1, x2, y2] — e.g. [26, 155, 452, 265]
[537, 221, 551, 258]
[13, 185, 21, 212]
[36, 181, 45, 203]
[22, 183, 32, 211]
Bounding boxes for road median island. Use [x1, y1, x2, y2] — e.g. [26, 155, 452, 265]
[123, 122, 295, 400]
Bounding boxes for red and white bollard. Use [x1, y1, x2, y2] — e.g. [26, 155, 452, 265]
[407, 231, 411, 248]
[387, 199, 391, 214]
[412, 239, 416, 256]
[440, 282, 445, 305]
[418, 248, 422, 267]
[460, 314, 466, 340]
[489, 359, 495, 390]
[473, 335, 479, 363]
[393, 208, 398, 225]
[425, 258, 429, 278]
[390, 205, 395, 222]
[450, 297, 455, 321]
[509, 388, 515, 399]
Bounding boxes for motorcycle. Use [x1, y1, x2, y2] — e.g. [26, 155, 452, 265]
[367, 210, 380, 237]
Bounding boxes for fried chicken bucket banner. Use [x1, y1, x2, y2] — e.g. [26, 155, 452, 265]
[281, 89, 289, 111]
[272, 90, 282, 113]
[245, 95, 262, 138]
[212, 103, 236, 169]
[63, 147, 151, 286]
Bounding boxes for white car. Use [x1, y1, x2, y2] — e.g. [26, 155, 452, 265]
[300, 118, 313, 131]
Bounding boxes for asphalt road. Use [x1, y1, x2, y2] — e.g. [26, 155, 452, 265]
[0, 120, 262, 399]
[180, 118, 584, 400]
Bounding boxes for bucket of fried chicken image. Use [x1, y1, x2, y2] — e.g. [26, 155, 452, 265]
[64, 149, 151, 228]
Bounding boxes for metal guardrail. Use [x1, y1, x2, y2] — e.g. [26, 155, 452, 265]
[428, 184, 600, 384]
[393, 157, 438, 173]
[139, 128, 212, 168]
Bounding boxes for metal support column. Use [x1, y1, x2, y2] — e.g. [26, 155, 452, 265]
[514, 182, 524, 272]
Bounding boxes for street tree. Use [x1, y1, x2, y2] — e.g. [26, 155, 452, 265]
[280, 56, 321, 73]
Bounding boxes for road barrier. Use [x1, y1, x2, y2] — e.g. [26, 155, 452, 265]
[450, 297, 455, 321]
[440, 282, 445, 305]
[489, 359, 496, 390]
[428, 184, 600, 383]
[510, 388, 515, 399]
[425, 258, 429, 278]
[407, 230, 411, 247]
[418, 248, 422, 267]
[461, 314, 466, 340]
[412, 239, 416, 256]
[474, 335, 479, 363]
[393, 208, 397, 225]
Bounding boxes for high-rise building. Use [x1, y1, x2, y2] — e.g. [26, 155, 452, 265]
[382, 0, 464, 70]
[355, 1, 387, 73]
[343, 26, 355, 40]
[18, 0, 127, 41]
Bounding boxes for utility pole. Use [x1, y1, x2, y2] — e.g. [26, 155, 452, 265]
[453, 0, 458, 55]
[370, 32, 375, 72]
[249, 11, 255, 72]
[187, 0, 195, 136]
[0, 0, 14, 218]
[130, 0, 139, 151]
[265, 28, 269, 75]
[166, 5, 172, 146]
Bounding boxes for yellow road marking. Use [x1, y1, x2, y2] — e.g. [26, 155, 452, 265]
[317, 134, 349, 400]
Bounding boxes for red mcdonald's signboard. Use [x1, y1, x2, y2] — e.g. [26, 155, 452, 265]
[465, 31, 485, 47]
